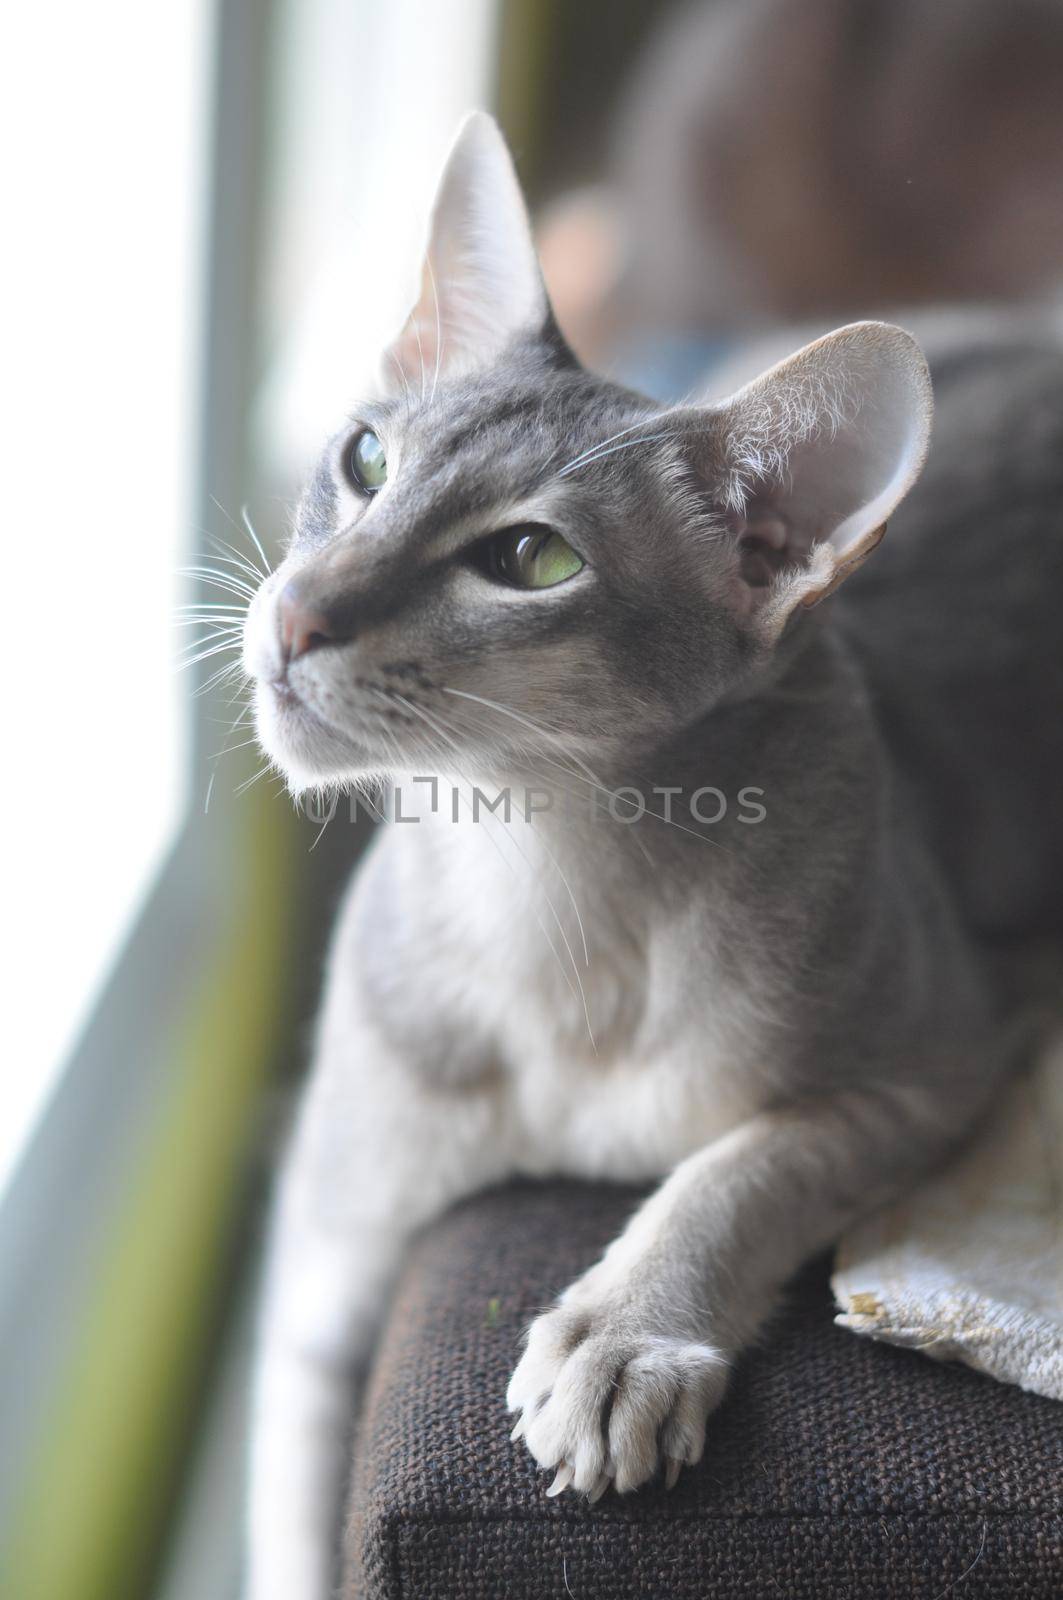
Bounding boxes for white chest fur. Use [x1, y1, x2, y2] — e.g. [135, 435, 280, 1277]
[403, 800, 767, 1184]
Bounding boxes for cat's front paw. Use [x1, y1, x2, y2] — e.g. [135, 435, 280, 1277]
[506, 1295, 729, 1499]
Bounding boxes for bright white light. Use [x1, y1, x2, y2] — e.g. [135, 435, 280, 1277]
[0, 0, 210, 1194]
[255, 0, 499, 480]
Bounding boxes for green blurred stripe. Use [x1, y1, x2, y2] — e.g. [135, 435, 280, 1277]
[1, 795, 290, 1600]
[495, 0, 561, 190]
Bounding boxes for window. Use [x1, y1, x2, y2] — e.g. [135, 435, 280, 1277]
[1, 0, 210, 1196]
[255, 0, 500, 480]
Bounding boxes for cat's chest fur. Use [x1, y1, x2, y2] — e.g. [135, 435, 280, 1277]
[355, 804, 766, 1179]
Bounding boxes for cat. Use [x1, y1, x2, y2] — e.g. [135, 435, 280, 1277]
[239, 113, 1063, 1599]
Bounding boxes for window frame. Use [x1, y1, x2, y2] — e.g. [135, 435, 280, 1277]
[0, 2, 292, 1593]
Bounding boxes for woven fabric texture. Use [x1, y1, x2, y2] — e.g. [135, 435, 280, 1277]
[344, 1182, 1063, 1599]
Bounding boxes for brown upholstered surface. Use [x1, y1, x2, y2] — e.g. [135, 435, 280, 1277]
[344, 1182, 1063, 1598]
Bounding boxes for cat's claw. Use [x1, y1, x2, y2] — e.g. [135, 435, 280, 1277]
[507, 1296, 729, 1498]
[544, 1460, 612, 1503]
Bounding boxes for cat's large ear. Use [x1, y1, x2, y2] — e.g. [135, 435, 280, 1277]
[693, 323, 932, 641]
[380, 112, 548, 395]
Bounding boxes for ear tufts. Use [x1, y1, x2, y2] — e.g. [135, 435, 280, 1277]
[705, 321, 932, 638]
[719, 322, 932, 516]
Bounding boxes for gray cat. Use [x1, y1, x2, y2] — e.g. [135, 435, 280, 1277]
[238, 114, 1063, 1600]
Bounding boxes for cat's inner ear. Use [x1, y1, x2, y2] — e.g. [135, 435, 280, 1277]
[381, 112, 548, 394]
[698, 322, 933, 639]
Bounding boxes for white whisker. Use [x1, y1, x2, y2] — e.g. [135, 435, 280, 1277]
[209, 493, 244, 535]
[441, 688, 603, 788]
[173, 617, 245, 630]
[556, 413, 664, 477]
[384, 347, 414, 418]
[194, 659, 246, 698]
[179, 567, 256, 601]
[240, 505, 273, 575]
[177, 628, 241, 657]
[179, 641, 243, 674]
[442, 687, 726, 857]
[234, 761, 274, 797]
[558, 431, 676, 479]
[405, 696, 593, 970]
[412, 311, 427, 407]
[426, 253, 444, 405]
[210, 734, 260, 760]
[176, 601, 248, 614]
[206, 532, 266, 585]
[387, 691, 597, 1051]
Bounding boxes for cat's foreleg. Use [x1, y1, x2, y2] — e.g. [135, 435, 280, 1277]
[507, 1089, 959, 1498]
[245, 1016, 505, 1600]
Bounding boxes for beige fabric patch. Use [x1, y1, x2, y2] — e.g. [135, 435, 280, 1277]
[833, 1034, 1063, 1401]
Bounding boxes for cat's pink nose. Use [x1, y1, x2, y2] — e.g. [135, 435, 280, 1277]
[278, 580, 337, 664]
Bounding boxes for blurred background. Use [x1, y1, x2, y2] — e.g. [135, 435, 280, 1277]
[3, 2, 1063, 1596]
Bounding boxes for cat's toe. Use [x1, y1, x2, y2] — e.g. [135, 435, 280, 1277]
[509, 1313, 728, 1499]
[524, 1337, 616, 1493]
[507, 1303, 587, 1414]
[587, 1470, 612, 1503]
[656, 1355, 722, 1478]
[607, 1337, 727, 1491]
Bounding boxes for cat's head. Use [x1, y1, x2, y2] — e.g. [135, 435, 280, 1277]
[243, 112, 931, 794]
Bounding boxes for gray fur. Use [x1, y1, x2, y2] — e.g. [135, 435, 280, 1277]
[239, 116, 1061, 1599]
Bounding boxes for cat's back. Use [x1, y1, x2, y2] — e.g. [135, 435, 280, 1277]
[836, 330, 1063, 940]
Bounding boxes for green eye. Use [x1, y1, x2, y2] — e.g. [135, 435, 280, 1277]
[479, 526, 584, 589]
[349, 429, 387, 493]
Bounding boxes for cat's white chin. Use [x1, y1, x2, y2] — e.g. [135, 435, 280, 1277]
[254, 682, 382, 790]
